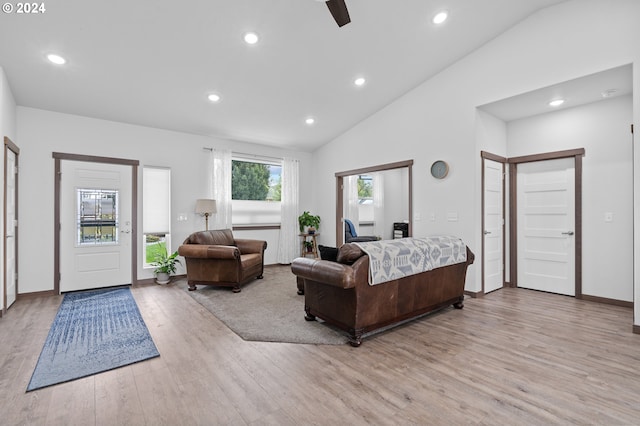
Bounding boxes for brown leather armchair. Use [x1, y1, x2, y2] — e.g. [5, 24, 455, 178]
[178, 229, 267, 292]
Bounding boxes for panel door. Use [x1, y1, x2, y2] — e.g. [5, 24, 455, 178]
[517, 158, 575, 296]
[483, 159, 504, 294]
[5, 149, 17, 309]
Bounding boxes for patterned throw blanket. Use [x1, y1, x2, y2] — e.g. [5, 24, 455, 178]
[354, 236, 467, 286]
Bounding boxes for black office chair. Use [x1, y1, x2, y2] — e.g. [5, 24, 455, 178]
[344, 219, 379, 243]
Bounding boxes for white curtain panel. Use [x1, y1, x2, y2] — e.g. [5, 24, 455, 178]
[372, 172, 385, 238]
[346, 175, 360, 235]
[277, 157, 300, 264]
[208, 149, 232, 229]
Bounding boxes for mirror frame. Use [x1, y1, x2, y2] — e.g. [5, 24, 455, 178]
[335, 159, 413, 246]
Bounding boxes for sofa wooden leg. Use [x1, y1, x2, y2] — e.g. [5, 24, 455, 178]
[304, 309, 316, 321]
[297, 289, 304, 295]
[232, 286, 241, 293]
[453, 297, 464, 309]
[256, 274, 264, 279]
[348, 335, 362, 347]
[188, 283, 197, 291]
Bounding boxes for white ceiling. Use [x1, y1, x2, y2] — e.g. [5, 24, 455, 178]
[479, 64, 633, 122]
[0, 0, 569, 151]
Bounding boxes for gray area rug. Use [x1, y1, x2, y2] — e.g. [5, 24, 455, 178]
[182, 265, 348, 345]
[27, 287, 160, 392]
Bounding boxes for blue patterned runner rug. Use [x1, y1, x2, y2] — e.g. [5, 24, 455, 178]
[27, 287, 160, 392]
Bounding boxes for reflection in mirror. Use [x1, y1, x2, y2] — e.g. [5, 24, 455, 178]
[336, 160, 413, 246]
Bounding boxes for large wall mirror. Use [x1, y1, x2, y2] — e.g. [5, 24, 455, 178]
[335, 160, 413, 246]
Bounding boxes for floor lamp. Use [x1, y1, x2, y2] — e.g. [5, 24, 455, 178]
[195, 199, 217, 230]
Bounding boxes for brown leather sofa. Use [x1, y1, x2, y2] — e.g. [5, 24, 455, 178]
[178, 229, 267, 292]
[291, 243, 474, 346]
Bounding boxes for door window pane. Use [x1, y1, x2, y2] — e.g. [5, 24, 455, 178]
[77, 189, 119, 245]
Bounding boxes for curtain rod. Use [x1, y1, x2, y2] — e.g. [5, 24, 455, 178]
[202, 147, 283, 163]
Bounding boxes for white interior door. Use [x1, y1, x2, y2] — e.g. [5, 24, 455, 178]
[483, 159, 504, 294]
[517, 158, 575, 296]
[60, 161, 132, 292]
[5, 149, 17, 309]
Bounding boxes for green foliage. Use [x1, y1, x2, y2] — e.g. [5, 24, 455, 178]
[146, 234, 161, 243]
[150, 243, 181, 275]
[358, 176, 373, 198]
[298, 211, 321, 233]
[270, 175, 282, 202]
[145, 240, 166, 264]
[232, 160, 270, 200]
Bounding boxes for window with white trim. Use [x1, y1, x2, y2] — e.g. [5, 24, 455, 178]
[231, 157, 281, 226]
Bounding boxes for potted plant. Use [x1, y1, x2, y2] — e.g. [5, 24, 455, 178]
[303, 240, 314, 253]
[298, 211, 321, 234]
[151, 245, 181, 284]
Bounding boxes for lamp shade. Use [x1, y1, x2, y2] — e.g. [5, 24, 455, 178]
[195, 199, 217, 215]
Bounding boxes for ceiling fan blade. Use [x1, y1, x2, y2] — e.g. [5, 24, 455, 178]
[325, 0, 351, 27]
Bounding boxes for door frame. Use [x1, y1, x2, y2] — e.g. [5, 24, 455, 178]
[481, 151, 507, 294]
[3, 137, 19, 316]
[335, 160, 413, 246]
[508, 148, 585, 298]
[53, 152, 139, 294]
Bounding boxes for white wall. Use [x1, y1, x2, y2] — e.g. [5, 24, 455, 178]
[507, 95, 633, 301]
[0, 66, 17, 311]
[16, 107, 312, 294]
[310, 0, 640, 304]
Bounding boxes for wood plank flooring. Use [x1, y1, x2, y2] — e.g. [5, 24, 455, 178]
[1, 269, 640, 425]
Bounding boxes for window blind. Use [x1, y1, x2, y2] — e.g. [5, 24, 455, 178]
[143, 167, 171, 234]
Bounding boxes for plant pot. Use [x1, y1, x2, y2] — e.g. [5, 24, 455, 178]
[155, 272, 171, 285]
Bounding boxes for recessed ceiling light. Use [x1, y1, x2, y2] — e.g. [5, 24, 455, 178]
[207, 93, 221, 103]
[244, 32, 259, 45]
[305, 117, 315, 125]
[549, 99, 565, 107]
[354, 77, 366, 87]
[47, 54, 66, 65]
[432, 11, 448, 24]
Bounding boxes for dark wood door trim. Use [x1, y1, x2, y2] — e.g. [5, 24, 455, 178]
[508, 149, 585, 298]
[52, 152, 139, 294]
[335, 160, 413, 246]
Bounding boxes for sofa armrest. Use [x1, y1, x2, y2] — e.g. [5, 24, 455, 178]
[178, 244, 240, 260]
[291, 258, 358, 289]
[235, 239, 267, 254]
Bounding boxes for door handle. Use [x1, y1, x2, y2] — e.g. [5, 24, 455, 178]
[484, 230, 491, 235]
[562, 231, 574, 236]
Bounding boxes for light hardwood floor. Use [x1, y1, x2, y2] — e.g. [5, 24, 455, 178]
[1, 269, 640, 425]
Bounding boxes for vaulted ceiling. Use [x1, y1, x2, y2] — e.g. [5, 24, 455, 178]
[0, 0, 568, 151]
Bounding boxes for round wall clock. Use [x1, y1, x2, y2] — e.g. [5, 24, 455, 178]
[430, 160, 449, 179]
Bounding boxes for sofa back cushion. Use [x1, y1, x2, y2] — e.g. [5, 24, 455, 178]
[189, 229, 235, 246]
[337, 243, 364, 264]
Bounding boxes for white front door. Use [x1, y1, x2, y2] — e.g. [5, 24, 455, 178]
[483, 159, 504, 294]
[60, 161, 132, 292]
[517, 158, 575, 296]
[5, 148, 17, 309]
